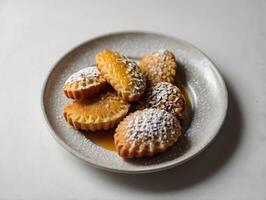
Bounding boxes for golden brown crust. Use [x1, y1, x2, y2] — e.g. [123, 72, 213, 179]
[63, 67, 107, 100]
[137, 82, 185, 120]
[139, 50, 177, 86]
[63, 90, 130, 131]
[114, 108, 181, 158]
[64, 82, 107, 100]
[96, 50, 146, 102]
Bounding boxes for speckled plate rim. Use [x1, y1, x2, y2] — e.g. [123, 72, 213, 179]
[41, 31, 228, 174]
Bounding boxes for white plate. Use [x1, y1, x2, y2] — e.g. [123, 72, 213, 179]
[41, 31, 228, 173]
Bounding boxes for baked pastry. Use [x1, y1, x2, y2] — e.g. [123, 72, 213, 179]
[139, 49, 177, 85]
[63, 90, 130, 131]
[138, 82, 185, 120]
[64, 66, 107, 100]
[114, 108, 181, 158]
[96, 50, 146, 101]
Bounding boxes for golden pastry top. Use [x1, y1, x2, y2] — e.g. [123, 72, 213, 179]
[64, 91, 130, 123]
[96, 50, 146, 101]
[139, 49, 176, 85]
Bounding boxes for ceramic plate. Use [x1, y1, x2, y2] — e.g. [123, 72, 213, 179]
[41, 31, 228, 173]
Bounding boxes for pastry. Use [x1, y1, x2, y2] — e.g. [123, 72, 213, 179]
[114, 108, 181, 158]
[96, 50, 146, 101]
[138, 82, 185, 120]
[139, 49, 177, 85]
[63, 90, 130, 131]
[64, 66, 107, 100]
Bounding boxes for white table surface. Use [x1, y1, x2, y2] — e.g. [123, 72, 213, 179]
[1, 0, 265, 199]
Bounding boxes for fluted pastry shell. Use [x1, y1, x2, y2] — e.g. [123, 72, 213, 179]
[139, 49, 177, 85]
[114, 108, 181, 158]
[138, 82, 185, 120]
[63, 66, 107, 100]
[96, 50, 146, 102]
[63, 90, 130, 131]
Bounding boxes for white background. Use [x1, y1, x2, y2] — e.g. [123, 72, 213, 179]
[0, 0, 265, 199]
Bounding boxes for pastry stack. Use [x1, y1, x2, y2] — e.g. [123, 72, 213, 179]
[63, 50, 185, 158]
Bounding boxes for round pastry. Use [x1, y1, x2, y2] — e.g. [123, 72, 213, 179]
[114, 108, 181, 158]
[64, 66, 107, 100]
[139, 49, 177, 85]
[63, 90, 130, 131]
[96, 50, 146, 102]
[138, 82, 185, 120]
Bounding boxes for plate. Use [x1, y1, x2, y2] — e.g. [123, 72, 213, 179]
[41, 31, 228, 173]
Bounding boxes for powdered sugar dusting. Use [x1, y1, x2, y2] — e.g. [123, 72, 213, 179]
[154, 49, 168, 59]
[125, 109, 180, 145]
[157, 49, 167, 54]
[139, 49, 176, 85]
[143, 82, 185, 117]
[43, 32, 225, 171]
[65, 67, 100, 84]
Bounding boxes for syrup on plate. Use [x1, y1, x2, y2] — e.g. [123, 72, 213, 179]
[86, 129, 116, 151]
[87, 86, 192, 152]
